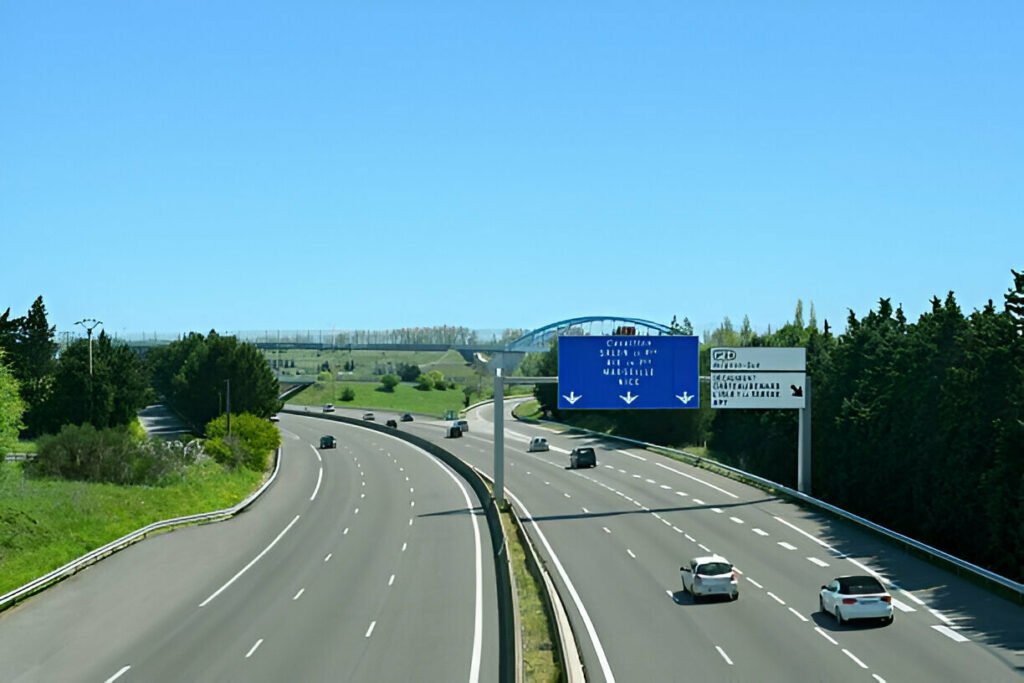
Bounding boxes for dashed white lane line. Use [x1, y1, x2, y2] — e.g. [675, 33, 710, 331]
[711, 508, 723, 514]
[747, 578, 764, 589]
[807, 557, 830, 567]
[655, 462, 739, 499]
[676, 491, 688, 497]
[842, 648, 868, 669]
[603, 527, 611, 534]
[645, 478, 656, 484]
[767, 592, 786, 605]
[361, 493, 365, 499]
[698, 544, 711, 552]
[729, 516, 744, 524]
[245, 639, 263, 658]
[343, 528, 349, 535]
[293, 588, 305, 601]
[310, 466, 323, 501]
[409, 518, 414, 526]
[685, 534, 696, 542]
[324, 553, 332, 562]
[564, 493, 571, 499]
[632, 474, 642, 479]
[617, 468, 627, 474]
[105, 666, 131, 682]
[410, 501, 415, 508]
[715, 645, 734, 666]
[815, 627, 838, 645]
[660, 484, 671, 490]
[354, 508, 360, 515]
[200, 515, 301, 607]
[672, 526, 684, 534]
[872, 674, 888, 683]
[777, 541, 797, 550]
[752, 528, 769, 536]
[627, 549, 636, 559]
[402, 542, 407, 552]
[388, 574, 396, 586]
[582, 507, 590, 513]
[692, 498, 705, 505]
[365, 621, 377, 638]
[617, 449, 647, 461]
[788, 607, 808, 622]
[891, 598, 915, 613]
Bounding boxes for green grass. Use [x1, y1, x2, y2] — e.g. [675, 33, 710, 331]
[0, 459, 264, 596]
[500, 506, 562, 682]
[285, 381, 471, 417]
[512, 400, 542, 419]
[4, 440, 38, 455]
[264, 348, 486, 386]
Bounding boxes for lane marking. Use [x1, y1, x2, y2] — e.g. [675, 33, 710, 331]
[929, 608, 955, 626]
[246, 639, 263, 658]
[715, 646, 734, 665]
[324, 553, 332, 562]
[891, 598, 915, 613]
[582, 507, 590, 513]
[672, 526, 684, 534]
[343, 528, 349, 535]
[899, 590, 927, 606]
[388, 574, 395, 586]
[692, 498, 705, 505]
[815, 627, 838, 645]
[676, 491, 688, 497]
[632, 475, 642, 479]
[778, 542, 797, 550]
[105, 666, 131, 683]
[729, 516, 743, 524]
[354, 508, 360, 515]
[747, 578, 763, 589]
[309, 444, 322, 462]
[711, 508, 724, 514]
[788, 607, 808, 622]
[310, 466, 323, 501]
[654, 462, 739, 499]
[645, 478, 656, 484]
[842, 649, 868, 669]
[752, 528, 769, 536]
[603, 527, 611, 534]
[807, 557, 830, 567]
[698, 543, 711, 552]
[873, 675, 888, 683]
[507, 489, 616, 683]
[773, 516, 834, 549]
[411, 501, 415, 507]
[617, 449, 647, 461]
[402, 542, 407, 552]
[660, 484, 671, 490]
[293, 588, 304, 600]
[365, 621, 376, 638]
[409, 518, 414, 526]
[767, 592, 786, 605]
[564, 493, 571, 499]
[200, 515, 301, 607]
[685, 534, 696, 542]
[627, 549, 636, 559]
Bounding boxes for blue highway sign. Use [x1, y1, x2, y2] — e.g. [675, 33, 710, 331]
[557, 335, 700, 410]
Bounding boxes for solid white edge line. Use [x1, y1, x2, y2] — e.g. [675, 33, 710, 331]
[654, 462, 739, 498]
[507, 488, 616, 683]
[200, 514, 301, 607]
[309, 443, 322, 463]
[842, 648, 868, 669]
[245, 639, 263, 658]
[772, 516, 835, 550]
[715, 645, 734, 665]
[105, 666, 131, 683]
[310, 466, 323, 501]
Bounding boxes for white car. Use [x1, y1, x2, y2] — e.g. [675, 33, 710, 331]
[322, 404, 335, 413]
[528, 437, 549, 452]
[452, 419, 469, 433]
[680, 555, 738, 601]
[819, 575, 893, 625]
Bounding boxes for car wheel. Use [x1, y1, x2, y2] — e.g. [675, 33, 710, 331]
[730, 592, 738, 601]
[819, 596, 825, 613]
[836, 606, 846, 625]
[883, 614, 894, 625]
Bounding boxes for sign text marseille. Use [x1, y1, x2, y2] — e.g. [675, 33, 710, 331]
[558, 336, 699, 410]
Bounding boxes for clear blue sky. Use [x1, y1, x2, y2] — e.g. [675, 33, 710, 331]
[3, 2, 1021, 340]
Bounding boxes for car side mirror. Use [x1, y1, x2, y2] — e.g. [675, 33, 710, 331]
[820, 585, 827, 590]
[681, 567, 690, 572]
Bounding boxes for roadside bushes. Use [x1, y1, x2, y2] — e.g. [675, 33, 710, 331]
[26, 423, 198, 486]
[205, 413, 280, 471]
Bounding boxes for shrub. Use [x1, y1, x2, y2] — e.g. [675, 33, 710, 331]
[379, 374, 401, 391]
[341, 386, 356, 401]
[317, 370, 333, 383]
[206, 413, 281, 471]
[416, 375, 433, 391]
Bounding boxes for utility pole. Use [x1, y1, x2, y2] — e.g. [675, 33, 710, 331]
[226, 379, 231, 437]
[75, 318, 102, 424]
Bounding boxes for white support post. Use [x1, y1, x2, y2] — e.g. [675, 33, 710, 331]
[493, 360, 505, 507]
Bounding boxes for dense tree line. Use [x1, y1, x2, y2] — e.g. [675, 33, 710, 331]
[149, 331, 281, 430]
[533, 274, 1024, 581]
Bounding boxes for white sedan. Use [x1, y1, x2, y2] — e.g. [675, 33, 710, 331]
[819, 575, 894, 625]
[680, 555, 739, 601]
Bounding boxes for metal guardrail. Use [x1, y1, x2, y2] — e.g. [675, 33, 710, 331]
[514, 415, 1024, 601]
[0, 447, 284, 612]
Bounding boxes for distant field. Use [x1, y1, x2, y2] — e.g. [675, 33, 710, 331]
[285, 381, 469, 417]
[263, 348, 485, 386]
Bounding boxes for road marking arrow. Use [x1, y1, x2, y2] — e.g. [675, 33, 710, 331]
[676, 392, 695, 404]
[620, 391, 639, 405]
[562, 391, 583, 405]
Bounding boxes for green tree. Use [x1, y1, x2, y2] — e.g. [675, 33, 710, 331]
[206, 412, 281, 470]
[379, 374, 401, 391]
[0, 351, 25, 452]
[416, 374, 434, 390]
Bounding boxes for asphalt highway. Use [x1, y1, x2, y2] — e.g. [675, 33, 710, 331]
[0, 413, 498, 682]
[387, 401, 1023, 682]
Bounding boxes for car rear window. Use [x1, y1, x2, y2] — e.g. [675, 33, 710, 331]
[697, 562, 732, 576]
[838, 576, 884, 594]
[576, 448, 595, 456]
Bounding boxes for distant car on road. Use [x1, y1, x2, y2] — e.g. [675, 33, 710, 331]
[569, 447, 596, 468]
[452, 419, 469, 433]
[446, 424, 463, 438]
[322, 404, 335, 413]
[269, 414, 280, 422]
[362, 412, 375, 421]
[819, 575, 893, 625]
[528, 437, 549, 452]
[319, 435, 336, 449]
[680, 555, 739, 601]
[401, 413, 414, 422]
[386, 419, 398, 428]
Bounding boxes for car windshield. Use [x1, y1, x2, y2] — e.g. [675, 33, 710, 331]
[697, 562, 732, 576]
[576, 448, 594, 456]
[838, 576, 885, 594]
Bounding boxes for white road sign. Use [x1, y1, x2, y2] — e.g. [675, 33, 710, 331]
[710, 372, 806, 409]
[710, 347, 806, 372]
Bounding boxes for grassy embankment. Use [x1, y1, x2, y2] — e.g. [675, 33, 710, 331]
[0, 459, 263, 597]
[286, 381, 468, 417]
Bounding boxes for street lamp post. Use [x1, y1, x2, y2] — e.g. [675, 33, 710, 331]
[75, 318, 102, 423]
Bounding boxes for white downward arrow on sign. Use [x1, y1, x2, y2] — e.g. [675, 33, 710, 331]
[677, 392, 695, 404]
[620, 391, 639, 405]
[562, 391, 582, 405]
